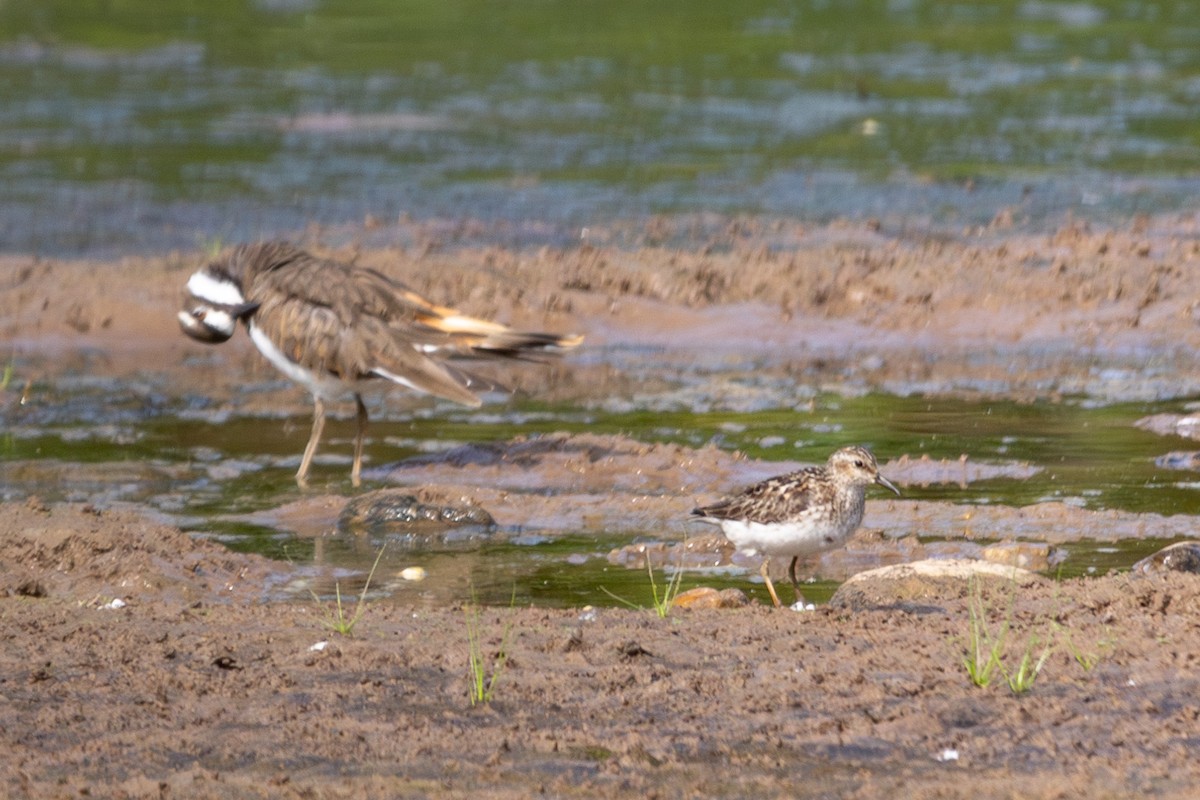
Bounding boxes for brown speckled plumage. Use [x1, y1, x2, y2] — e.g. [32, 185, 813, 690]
[178, 242, 581, 487]
[691, 445, 899, 608]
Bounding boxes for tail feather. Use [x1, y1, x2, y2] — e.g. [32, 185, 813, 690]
[371, 316, 580, 405]
[416, 309, 512, 337]
[416, 309, 583, 359]
[470, 330, 584, 359]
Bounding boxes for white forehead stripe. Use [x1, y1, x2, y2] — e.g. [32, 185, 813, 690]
[186, 270, 245, 306]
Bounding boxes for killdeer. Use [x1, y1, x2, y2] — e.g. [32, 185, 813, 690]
[691, 445, 899, 608]
[178, 241, 582, 488]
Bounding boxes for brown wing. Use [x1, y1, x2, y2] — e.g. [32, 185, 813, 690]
[239, 243, 581, 406]
[692, 467, 822, 525]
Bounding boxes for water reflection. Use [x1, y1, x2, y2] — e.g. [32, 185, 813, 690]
[2, 0, 1199, 254]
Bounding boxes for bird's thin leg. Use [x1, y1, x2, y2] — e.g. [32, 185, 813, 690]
[296, 397, 326, 489]
[788, 556, 808, 607]
[351, 394, 368, 488]
[759, 557, 782, 608]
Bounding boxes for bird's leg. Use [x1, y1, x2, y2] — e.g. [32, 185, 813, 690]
[788, 556, 808, 607]
[296, 397, 326, 489]
[351, 394, 368, 488]
[759, 557, 783, 608]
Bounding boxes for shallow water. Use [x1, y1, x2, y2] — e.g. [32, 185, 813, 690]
[4, 383, 1198, 606]
[3, 0, 1200, 255]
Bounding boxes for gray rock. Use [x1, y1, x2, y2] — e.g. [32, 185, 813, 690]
[830, 558, 1043, 612]
[343, 491, 496, 534]
[1132, 541, 1200, 575]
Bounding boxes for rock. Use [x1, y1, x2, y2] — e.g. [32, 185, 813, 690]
[398, 566, 427, 582]
[1135, 414, 1200, 440]
[1154, 451, 1200, 471]
[1132, 541, 1200, 574]
[884, 453, 1040, 486]
[338, 489, 495, 550]
[671, 586, 748, 610]
[607, 533, 734, 570]
[980, 541, 1061, 572]
[340, 489, 494, 530]
[830, 559, 1044, 612]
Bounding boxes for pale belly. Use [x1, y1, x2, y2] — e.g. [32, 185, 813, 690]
[712, 513, 862, 558]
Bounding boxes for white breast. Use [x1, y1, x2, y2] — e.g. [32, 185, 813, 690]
[248, 322, 355, 401]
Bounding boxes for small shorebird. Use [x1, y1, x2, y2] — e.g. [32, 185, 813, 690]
[691, 445, 900, 608]
[178, 241, 581, 488]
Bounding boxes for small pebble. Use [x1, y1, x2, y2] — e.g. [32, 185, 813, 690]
[671, 587, 748, 610]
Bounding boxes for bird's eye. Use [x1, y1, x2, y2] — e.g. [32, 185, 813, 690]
[191, 308, 207, 321]
[854, 459, 865, 468]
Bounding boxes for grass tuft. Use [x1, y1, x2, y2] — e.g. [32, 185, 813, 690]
[958, 572, 1062, 695]
[1001, 634, 1054, 694]
[1056, 622, 1114, 673]
[961, 576, 1005, 688]
[312, 545, 386, 637]
[465, 587, 515, 706]
[601, 550, 686, 619]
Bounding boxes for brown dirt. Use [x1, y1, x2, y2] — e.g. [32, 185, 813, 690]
[9, 213, 1200, 406]
[4, 500, 1200, 799]
[5, 215, 1200, 797]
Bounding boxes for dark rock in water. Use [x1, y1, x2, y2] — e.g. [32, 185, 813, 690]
[1153, 451, 1200, 471]
[339, 489, 495, 541]
[1133, 541, 1200, 575]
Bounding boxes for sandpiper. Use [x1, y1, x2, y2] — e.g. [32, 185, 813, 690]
[178, 241, 582, 488]
[690, 445, 900, 608]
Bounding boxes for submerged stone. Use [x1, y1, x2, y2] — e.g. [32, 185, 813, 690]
[1132, 541, 1200, 575]
[1153, 450, 1200, 470]
[607, 534, 735, 570]
[339, 489, 495, 532]
[980, 540, 1062, 572]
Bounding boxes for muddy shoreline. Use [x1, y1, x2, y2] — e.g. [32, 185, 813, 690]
[5, 499, 1200, 798]
[9, 214, 1200, 406]
[5, 215, 1200, 797]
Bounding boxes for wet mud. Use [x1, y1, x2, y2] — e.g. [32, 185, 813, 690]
[5, 215, 1200, 796]
[5, 499, 1200, 798]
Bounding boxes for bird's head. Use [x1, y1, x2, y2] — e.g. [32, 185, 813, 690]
[177, 267, 258, 344]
